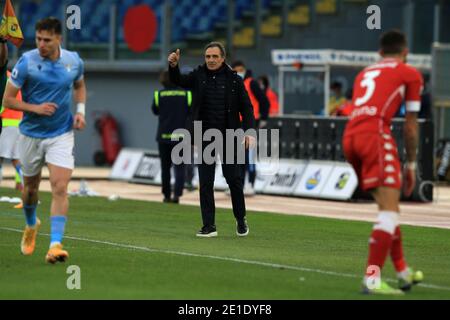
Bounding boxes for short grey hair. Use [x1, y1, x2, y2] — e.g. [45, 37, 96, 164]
[204, 41, 226, 58]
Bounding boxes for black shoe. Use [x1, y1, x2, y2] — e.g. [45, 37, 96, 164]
[236, 219, 249, 237]
[171, 197, 180, 204]
[163, 197, 171, 203]
[196, 225, 218, 237]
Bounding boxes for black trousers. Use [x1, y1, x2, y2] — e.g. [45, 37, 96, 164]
[198, 139, 246, 227]
[158, 142, 185, 199]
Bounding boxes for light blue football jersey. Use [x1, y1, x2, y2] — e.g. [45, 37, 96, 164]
[10, 48, 84, 138]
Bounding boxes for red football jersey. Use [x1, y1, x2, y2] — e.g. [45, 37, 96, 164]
[344, 58, 423, 136]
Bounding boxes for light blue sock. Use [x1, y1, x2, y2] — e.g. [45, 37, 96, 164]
[23, 204, 37, 227]
[50, 216, 67, 247]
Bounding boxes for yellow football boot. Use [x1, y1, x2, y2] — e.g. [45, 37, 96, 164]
[21, 218, 41, 256]
[45, 243, 69, 264]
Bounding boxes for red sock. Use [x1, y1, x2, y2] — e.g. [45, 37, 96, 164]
[366, 229, 393, 275]
[390, 226, 407, 272]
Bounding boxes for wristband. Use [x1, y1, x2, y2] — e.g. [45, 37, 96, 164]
[406, 162, 417, 170]
[76, 102, 86, 116]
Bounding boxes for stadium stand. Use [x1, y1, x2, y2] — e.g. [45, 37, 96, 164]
[15, 0, 442, 55]
[17, 0, 282, 45]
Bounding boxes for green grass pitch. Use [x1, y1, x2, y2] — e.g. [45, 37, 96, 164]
[1, 187, 450, 299]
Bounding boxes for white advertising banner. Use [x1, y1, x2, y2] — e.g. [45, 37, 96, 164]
[320, 163, 358, 200]
[132, 152, 162, 185]
[253, 161, 275, 192]
[294, 161, 335, 197]
[272, 49, 431, 70]
[272, 49, 332, 66]
[264, 160, 307, 195]
[110, 148, 144, 180]
[212, 161, 279, 192]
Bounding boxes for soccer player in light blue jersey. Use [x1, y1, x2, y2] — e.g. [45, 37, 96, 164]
[2, 17, 86, 264]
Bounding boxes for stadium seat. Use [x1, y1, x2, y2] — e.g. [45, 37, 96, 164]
[288, 4, 310, 26]
[233, 27, 255, 48]
[316, 0, 337, 14]
[261, 15, 281, 37]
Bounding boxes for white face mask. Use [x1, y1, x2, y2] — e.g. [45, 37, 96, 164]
[237, 72, 245, 79]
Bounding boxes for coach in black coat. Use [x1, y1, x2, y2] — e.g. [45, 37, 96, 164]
[168, 42, 255, 238]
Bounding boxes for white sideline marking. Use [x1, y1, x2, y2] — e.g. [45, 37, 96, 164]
[2, 226, 450, 293]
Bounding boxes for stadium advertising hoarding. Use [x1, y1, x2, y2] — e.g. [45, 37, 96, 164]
[111, 150, 358, 201]
[318, 163, 359, 200]
[263, 160, 306, 195]
[110, 148, 144, 180]
[271, 49, 432, 70]
[294, 161, 335, 197]
[133, 152, 162, 184]
[110, 149, 162, 185]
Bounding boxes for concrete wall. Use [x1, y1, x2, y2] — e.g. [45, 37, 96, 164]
[76, 72, 161, 166]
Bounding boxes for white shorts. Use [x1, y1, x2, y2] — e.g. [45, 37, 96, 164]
[0, 126, 21, 160]
[18, 131, 75, 177]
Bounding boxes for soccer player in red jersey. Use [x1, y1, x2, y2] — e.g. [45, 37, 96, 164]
[343, 30, 424, 295]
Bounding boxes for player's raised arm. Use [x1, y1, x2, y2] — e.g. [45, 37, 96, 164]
[168, 49, 195, 89]
[168, 48, 180, 68]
